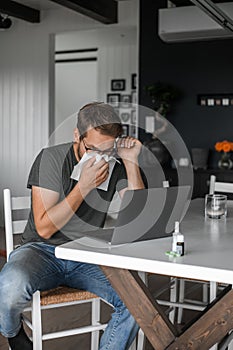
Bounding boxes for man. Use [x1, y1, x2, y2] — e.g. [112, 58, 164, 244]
[0, 102, 145, 350]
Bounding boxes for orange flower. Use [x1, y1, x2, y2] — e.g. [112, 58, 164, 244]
[215, 140, 233, 153]
[215, 142, 222, 152]
[223, 143, 231, 152]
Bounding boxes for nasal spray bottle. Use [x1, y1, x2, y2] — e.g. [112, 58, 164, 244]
[172, 221, 184, 256]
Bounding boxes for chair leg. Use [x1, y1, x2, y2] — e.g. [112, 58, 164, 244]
[128, 329, 145, 350]
[178, 280, 219, 350]
[169, 278, 178, 324]
[177, 280, 212, 324]
[137, 328, 145, 350]
[91, 298, 101, 350]
[129, 337, 137, 350]
[202, 282, 208, 303]
[209, 282, 218, 350]
[218, 331, 233, 350]
[209, 281, 217, 302]
[177, 279, 185, 324]
[136, 271, 147, 349]
[32, 291, 42, 350]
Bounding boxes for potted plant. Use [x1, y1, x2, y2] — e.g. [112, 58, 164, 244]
[145, 81, 181, 120]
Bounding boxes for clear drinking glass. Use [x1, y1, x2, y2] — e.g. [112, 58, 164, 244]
[205, 194, 227, 219]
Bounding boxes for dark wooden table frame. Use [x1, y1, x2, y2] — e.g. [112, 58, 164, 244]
[101, 266, 233, 350]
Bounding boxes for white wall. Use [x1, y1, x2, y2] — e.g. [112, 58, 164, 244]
[54, 59, 98, 144]
[0, 1, 138, 225]
[55, 25, 138, 103]
[55, 25, 137, 140]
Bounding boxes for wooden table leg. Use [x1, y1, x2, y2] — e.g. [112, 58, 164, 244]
[101, 265, 177, 350]
[101, 266, 233, 350]
[167, 288, 233, 350]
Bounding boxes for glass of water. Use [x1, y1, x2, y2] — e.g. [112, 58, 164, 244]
[205, 194, 227, 219]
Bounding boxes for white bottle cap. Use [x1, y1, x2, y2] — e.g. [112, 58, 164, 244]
[174, 221, 179, 233]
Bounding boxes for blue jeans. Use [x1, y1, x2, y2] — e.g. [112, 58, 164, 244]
[0, 242, 139, 349]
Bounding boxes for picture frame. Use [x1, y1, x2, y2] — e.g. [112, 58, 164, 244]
[121, 124, 129, 137]
[120, 112, 130, 123]
[131, 90, 137, 105]
[198, 94, 233, 107]
[131, 109, 137, 125]
[121, 94, 131, 108]
[107, 93, 121, 108]
[130, 125, 137, 138]
[131, 73, 137, 90]
[111, 79, 126, 91]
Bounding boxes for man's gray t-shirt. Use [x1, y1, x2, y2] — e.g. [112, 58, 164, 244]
[22, 142, 127, 246]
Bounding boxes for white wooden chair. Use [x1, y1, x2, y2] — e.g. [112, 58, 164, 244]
[209, 174, 233, 195]
[177, 175, 233, 324]
[3, 188, 109, 350]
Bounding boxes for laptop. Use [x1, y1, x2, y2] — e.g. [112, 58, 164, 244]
[78, 186, 191, 248]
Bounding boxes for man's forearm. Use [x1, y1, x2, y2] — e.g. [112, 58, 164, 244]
[123, 160, 145, 190]
[33, 183, 89, 239]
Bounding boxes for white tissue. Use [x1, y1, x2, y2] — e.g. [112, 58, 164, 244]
[70, 152, 120, 191]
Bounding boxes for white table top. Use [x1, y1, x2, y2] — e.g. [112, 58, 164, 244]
[55, 198, 233, 285]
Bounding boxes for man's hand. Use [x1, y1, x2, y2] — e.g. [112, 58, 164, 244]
[117, 137, 142, 163]
[117, 137, 144, 195]
[79, 157, 109, 194]
[32, 156, 109, 239]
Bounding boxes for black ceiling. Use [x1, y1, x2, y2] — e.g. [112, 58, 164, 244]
[0, 0, 40, 23]
[171, 0, 233, 6]
[50, 0, 117, 24]
[0, 0, 118, 24]
[1, 0, 231, 26]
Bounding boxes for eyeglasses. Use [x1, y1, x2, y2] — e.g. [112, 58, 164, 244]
[82, 138, 117, 156]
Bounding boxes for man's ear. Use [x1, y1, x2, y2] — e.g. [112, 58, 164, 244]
[73, 128, 80, 143]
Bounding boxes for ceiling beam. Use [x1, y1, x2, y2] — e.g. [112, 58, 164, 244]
[50, 0, 118, 24]
[190, 0, 233, 32]
[171, 0, 233, 6]
[0, 0, 40, 23]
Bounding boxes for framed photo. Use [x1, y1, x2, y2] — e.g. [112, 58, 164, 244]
[130, 125, 137, 138]
[131, 109, 137, 125]
[107, 93, 121, 108]
[131, 90, 137, 104]
[198, 94, 233, 107]
[121, 94, 131, 108]
[120, 112, 130, 123]
[199, 97, 207, 106]
[131, 73, 137, 90]
[121, 124, 129, 137]
[111, 79, 126, 91]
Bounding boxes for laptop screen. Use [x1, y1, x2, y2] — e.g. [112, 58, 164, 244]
[111, 186, 191, 245]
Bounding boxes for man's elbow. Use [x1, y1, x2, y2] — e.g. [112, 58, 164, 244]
[35, 223, 54, 240]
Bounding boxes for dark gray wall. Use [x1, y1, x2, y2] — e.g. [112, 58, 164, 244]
[139, 0, 233, 166]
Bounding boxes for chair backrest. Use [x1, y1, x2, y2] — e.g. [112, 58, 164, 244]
[209, 175, 233, 195]
[3, 189, 30, 261]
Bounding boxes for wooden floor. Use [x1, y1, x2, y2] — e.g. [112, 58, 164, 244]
[0, 227, 201, 350]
